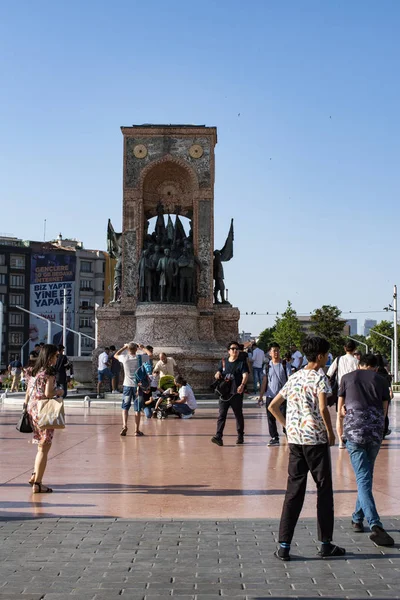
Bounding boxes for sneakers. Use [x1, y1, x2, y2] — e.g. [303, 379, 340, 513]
[96, 395, 101, 399]
[236, 436, 244, 445]
[351, 521, 364, 533]
[181, 413, 193, 419]
[112, 390, 119, 395]
[369, 525, 394, 547]
[318, 543, 346, 558]
[268, 437, 279, 446]
[274, 546, 290, 561]
[211, 436, 223, 447]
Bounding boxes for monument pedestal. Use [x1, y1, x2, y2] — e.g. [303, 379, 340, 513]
[96, 303, 240, 391]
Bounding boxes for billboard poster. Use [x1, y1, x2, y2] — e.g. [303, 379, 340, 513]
[29, 253, 76, 355]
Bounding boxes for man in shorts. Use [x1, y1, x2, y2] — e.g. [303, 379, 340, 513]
[114, 342, 144, 437]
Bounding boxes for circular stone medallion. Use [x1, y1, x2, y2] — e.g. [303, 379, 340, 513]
[133, 144, 148, 158]
[189, 144, 204, 159]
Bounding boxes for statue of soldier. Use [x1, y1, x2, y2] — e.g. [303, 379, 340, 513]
[213, 219, 234, 304]
[177, 247, 195, 303]
[150, 244, 164, 301]
[107, 219, 122, 303]
[157, 248, 178, 302]
[138, 249, 153, 302]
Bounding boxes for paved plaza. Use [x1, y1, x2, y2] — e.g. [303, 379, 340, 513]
[0, 403, 399, 598]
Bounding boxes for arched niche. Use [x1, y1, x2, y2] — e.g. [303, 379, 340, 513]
[140, 156, 198, 220]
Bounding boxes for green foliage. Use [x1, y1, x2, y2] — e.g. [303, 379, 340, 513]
[274, 301, 304, 352]
[310, 305, 346, 356]
[257, 326, 277, 352]
[367, 320, 394, 358]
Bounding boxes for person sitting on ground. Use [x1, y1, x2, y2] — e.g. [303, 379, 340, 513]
[166, 375, 197, 418]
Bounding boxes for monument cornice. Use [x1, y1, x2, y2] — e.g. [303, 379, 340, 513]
[121, 126, 217, 145]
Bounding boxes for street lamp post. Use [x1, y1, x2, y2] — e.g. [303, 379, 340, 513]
[383, 284, 398, 382]
[370, 329, 394, 374]
[393, 285, 398, 382]
[347, 336, 368, 354]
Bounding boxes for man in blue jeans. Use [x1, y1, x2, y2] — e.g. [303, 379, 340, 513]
[337, 353, 393, 546]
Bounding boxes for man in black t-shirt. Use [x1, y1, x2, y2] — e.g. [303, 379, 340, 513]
[211, 341, 249, 446]
[55, 345, 72, 399]
[337, 353, 393, 547]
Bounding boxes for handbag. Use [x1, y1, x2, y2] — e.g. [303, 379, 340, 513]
[16, 404, 33, 433]
[211, 358, 236, 401]
[37, 397, 66, 429]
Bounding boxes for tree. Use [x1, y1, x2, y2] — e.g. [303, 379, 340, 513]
[257, 326, 276, 352]
[367, 320, 394, 358]
[310, 305, 345, 356]
[274, 301, 304, 352]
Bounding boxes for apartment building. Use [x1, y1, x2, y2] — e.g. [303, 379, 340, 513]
[0, 235, 31, 368]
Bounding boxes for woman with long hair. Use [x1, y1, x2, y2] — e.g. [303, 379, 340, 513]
[26, 344, 63, 493]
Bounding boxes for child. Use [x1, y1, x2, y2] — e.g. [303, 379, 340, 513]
[268, 336, 345, 561]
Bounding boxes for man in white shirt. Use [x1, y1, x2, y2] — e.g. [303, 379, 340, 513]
[97, 347, 113, 397]
[153, 353, 180, 379]
[114, 342, 146, 437]
[326, 340, 359, 387]
[250, 343, 265, 394]
[291, 345, 303, 371]
[168, 375, 197, 418]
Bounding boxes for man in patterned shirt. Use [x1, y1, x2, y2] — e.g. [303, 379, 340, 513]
[268, 336, 345, 561]
[337, 354, 393, 547]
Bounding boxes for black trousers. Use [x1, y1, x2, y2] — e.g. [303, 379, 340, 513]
[279, 443, 334, 544]
[265, 397, 286, 438]
[216, 394, 244, 439]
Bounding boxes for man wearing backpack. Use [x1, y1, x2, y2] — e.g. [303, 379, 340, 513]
[259, 343, 291, 446]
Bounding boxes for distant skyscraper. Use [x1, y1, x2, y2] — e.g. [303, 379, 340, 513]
[364, 319, 377, 337]
[346, 319, 357, 335]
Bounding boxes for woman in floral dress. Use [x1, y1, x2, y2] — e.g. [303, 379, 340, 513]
[26, 344, 63, 494]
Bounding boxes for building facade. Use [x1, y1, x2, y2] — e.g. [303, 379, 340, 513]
[364, 319, 377, 337]
[0, 236, 31, 368]
[0, 234, 106, 366]
[346, 319, 358, 335]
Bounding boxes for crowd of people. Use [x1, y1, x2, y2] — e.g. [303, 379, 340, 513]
[97, 344, 197, 436]
[12, 333, 396, 558]
[210, 336, 395, 557]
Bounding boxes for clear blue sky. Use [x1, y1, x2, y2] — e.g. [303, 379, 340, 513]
[1, 0, 399, 336]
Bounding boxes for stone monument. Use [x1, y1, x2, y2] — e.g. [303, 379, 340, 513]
[96, 125, 240, 390]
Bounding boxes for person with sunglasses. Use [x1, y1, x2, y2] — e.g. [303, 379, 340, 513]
[211, 341, 249, 446]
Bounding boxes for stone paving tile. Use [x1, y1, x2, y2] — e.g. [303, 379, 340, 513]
[0, 518, 399, 599]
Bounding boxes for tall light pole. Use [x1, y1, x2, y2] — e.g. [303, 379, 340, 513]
[393, 285, 398, 382]
[370, 329, 394, 374]
[383, 284, 398, 382]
